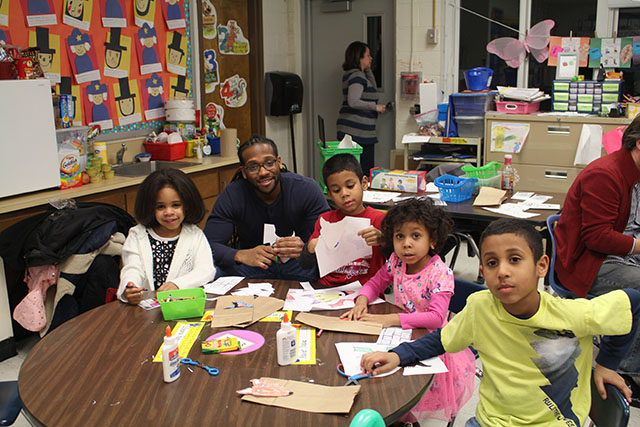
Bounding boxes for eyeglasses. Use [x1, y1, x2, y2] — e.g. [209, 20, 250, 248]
[244, 159, 278, 174]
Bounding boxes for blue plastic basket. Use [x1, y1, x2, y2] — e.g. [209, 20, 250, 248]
[434, 175, 478, 202]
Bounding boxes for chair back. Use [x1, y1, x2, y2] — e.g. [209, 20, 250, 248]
[546, 214, 577, 298]
[0, 380, 22, 426]
[589, 372, 630, 427]
[449, 279, 486, 315]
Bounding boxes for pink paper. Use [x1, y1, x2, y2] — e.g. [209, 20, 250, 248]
[602, 126, 625, 154]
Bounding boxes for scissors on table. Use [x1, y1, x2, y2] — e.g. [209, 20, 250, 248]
[180, 358, 219, 376]
[337, 363, 371, 386]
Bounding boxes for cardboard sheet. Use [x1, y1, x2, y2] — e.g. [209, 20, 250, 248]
[241, 377, 360, 414]
[473, 187, 507, 206]
[211, 296, 284, 328]
[295, 312, 382, 336]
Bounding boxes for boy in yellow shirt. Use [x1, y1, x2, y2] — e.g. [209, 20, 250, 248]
[362, 218, 639, 427]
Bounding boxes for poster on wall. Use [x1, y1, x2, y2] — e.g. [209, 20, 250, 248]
[134, 0, 156, 28]
[589, 37, 634, 68]
[67, 28, 100, 84]
[84, 80, 114, 129]
[113, 77, 142, 126]
[490, 122, 530, 153]
[29, 27, 60, 83]
[99, 0, 126, 28]
[201, 0, 217, 39]
[143, 72, 166, 120]
[166, 31, 187, 75]
[217, 20, 249, 55]
[547, 37, 590, 67]
[169, 74, 190, 99]
[20, 0, 57, 27]
[0, 0, 9, 26]
[62, 0, 93, 31]
[205, 101, 225, 130]
[103, 28, 131, 78]
[220, 74, 247, 108]
[136, 23, 163, 75]
[161, 0, 186, 30]
[203, 48, 219, 93]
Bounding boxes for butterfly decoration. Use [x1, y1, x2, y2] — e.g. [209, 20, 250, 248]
[486, 20, 555, 68]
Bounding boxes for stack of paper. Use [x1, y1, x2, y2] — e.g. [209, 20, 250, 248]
[497, 86, 550, 102]
[232, 282, 275, 297]
[204, 276, 244, 295]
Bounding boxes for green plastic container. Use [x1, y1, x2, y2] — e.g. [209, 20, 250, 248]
[316, 140, 363, 192]
[157, 288, 206, 321]
[461, 161, 500, 179]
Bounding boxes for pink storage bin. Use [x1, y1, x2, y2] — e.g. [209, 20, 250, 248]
[496, 100, 541, 114]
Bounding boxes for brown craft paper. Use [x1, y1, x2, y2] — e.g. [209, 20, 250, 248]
[241, 377, 360, 414]
[211, 296, 284, 328]
[473, 186, 508, 207]
[295, 312, 382, 335]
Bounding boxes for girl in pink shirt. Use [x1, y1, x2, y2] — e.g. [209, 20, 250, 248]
[342, 198, 475, 422]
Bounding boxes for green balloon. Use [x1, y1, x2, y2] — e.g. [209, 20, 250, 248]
[349, 409, 385, 427]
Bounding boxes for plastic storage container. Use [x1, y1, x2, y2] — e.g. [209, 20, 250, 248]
[157, 288, 206, 320]
[464, 68, 493, 91]
[461, 161, 501, 179]
[451, 92, 497, 116]
[143, 141, 186, 161]
[434, 174, 478, 202]
[496, 101, 541, 114]
[316, 140, 363, 192]
[454, 116, 484, 137]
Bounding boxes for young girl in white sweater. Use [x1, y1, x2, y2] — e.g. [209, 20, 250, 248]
[117, 168, 216, 304]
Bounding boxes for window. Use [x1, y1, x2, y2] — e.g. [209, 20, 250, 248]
[366, 15, 383, 89]
[617, 7, 640, 94]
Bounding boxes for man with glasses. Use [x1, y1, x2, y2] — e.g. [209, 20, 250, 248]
[204, 135, 329, 281]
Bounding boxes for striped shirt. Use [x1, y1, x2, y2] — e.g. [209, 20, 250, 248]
[336, 68, 379, 145]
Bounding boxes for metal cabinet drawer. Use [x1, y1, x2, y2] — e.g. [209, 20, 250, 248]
[511, 163, 581, 193]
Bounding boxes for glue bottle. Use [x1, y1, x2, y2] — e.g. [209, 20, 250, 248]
[276, 313, 297, 366]
[162, 325, 180, 383]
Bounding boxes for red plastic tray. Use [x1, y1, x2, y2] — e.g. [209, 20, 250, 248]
[143, 142, 186, 161]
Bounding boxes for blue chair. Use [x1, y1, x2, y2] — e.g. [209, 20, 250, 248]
[589, 369, 630, 427]
[546, 214, 581, 298]
[0, 380, 21, 426]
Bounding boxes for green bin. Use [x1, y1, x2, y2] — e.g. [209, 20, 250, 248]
[317, 140, 363, 193]
[157, 288, 206, 321]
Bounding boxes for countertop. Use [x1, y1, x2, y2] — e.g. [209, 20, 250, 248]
[0, 155, 239, 215]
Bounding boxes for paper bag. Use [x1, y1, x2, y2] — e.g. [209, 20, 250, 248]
[295, 312, 382, 335]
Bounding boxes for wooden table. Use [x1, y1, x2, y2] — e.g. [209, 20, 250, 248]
[19, 280, 432, 426]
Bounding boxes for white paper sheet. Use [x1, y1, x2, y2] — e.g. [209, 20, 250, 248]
[517, 195, 553, 210]
[403, 356, 449, 376]
[511, 191, 535, 200]
[574, 124, 603, 166]
[362, 190, 403, 204]
[300, 281, 315, 291]
[376, 327, 413, 346]
[283, 281, 384, 312]
[231, 282, 275, 297]
[335, 342, 401, 378]
[425, 182, 439, 193]
[203, 276, 244, 295]
[263, 224, 293, 263]
[483, 203, 540, 218]
[316, 216, 373, 278]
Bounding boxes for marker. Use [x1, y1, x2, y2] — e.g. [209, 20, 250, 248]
[271, 243, 279, 263]
[316, 329, 323, 338]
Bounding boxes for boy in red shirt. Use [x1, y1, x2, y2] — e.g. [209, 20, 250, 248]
[299, 153, 385, 286]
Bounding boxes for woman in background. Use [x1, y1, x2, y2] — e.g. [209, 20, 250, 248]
[337, 41, 386, 176]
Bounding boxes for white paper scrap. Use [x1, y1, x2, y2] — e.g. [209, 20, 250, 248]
[363, 190, 403, 204]
[403, 356, 449, 376]
[511, 191, 535, 200]
[483, 203, 540, 219]
[300, 281, 315, 291]
[376, 327, 413, 346]
[425, 182, 439, 193]
[316, 216, 372, 278]
[203, 276, 244, 295]
[335, 342, 400, 378]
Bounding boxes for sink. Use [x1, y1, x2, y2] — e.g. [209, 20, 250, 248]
[112, 160, 201, 177]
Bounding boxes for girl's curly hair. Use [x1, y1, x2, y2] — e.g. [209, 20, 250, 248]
[381, 198, 453, 256]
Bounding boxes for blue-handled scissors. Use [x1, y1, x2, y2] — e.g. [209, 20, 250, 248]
[337, 363, 371, 386]
[180, 358, 219, 376]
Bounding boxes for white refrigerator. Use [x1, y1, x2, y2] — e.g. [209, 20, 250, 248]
[0, 79, 61, 198]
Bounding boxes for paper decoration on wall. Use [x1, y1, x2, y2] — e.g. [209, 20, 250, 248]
[85, 80, 113, 129]
[166, 31, 187, 75]
[169, 74, 190, 99]
[99, 0, 126, 28]
[486, 19, 554, 68]
[201, 0, 217, 40]
[218, 20, 250, 55]
[0, 28, 11, 43]
[588, 37, 633, 68]
[490, 122, 530, 153]
[162, 0, 185, 30]
[633, 36, 640, 64]
[0, 0, 9, 26]
[136, 23, 162, 75]
[20, 0, 57, 26]
[205, 101, 225, 129]
[63, 0, 93, 31]
[29, 27, 60, 83]
[134, 0, 156, 28]
[59, 77, 83, 125]
[113, 77, 142, 126]
[143, 72, 165, 120]
[203, 48, 219, 93]
[103, 28, 131, 78]
[220, 74, 247, 107]
[547, 37, 590, 67]
[67, 28, 100, 84]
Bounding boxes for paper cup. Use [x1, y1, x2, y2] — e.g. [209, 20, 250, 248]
[220, 128, 238, 157]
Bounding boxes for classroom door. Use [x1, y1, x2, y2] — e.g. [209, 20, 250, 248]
[309, 0, 396, 173]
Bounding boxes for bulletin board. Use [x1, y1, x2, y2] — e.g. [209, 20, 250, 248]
[196, 0, 264, 144]
[0, 0, 194, 135]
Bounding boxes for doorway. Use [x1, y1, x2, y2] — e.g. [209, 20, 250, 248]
[306, 0, 396, 179]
